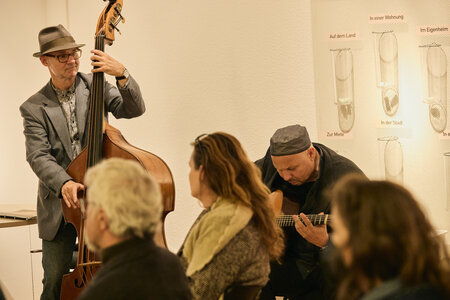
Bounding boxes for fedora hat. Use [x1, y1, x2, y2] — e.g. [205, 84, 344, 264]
[33, 24, 85, 57]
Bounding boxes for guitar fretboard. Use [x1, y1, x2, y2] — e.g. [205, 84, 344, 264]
[276, 214, 331, 227]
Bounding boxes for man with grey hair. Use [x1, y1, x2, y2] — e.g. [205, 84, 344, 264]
[20, 24, 146, 299]
[78, 158, 191, 300]
[255, 124, 365, 300]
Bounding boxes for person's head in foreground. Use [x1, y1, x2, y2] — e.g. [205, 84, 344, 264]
[330, 175, 450, 300]
[84, 158, 162, 252]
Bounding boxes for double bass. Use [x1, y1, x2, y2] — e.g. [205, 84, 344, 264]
[60, 1, 175, 299]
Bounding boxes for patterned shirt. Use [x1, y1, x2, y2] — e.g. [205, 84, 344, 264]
[52, 81, 82, 158]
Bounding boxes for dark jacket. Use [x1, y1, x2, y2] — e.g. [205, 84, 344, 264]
[255, 143, 365, 279]
[360, 279, 448, 300]
[78, 237, 191, 300]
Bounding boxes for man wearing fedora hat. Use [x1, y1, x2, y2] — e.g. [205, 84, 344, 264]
[20, 24, 145, 300]
[255, 125, 365, 300]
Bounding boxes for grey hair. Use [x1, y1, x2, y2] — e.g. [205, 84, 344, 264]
[84, 158, 162, 238]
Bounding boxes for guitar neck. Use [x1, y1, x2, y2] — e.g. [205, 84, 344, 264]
[276, 214, 331, 227]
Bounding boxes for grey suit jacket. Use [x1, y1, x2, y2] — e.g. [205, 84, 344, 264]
[20, 72, 145, 241]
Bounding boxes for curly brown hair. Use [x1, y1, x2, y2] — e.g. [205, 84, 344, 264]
[192, 132, 284, 260]
[330, 175, 450, 300]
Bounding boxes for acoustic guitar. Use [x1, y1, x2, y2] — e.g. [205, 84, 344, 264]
[269, 190, 331, 227]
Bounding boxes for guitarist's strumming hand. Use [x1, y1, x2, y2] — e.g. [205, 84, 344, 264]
[293, 212, 328, 248]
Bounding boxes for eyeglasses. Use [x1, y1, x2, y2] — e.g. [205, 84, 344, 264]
[46, 49, 82, 63]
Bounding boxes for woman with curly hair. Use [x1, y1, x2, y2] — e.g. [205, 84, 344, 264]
[330, 175, 450, 300]
[178, 132, 284, 300]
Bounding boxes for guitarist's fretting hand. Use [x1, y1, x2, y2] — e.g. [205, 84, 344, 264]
[293, 212, 328, 248]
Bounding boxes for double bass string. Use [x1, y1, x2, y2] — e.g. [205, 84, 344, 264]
[80, 33, 106, 286]
[61, 2, 175, 298]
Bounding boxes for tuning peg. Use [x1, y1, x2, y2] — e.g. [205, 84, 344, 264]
[114, 6, 125, 23]
[110, 21, 122, 35]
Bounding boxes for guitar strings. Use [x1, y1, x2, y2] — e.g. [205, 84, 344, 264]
[275, 214, 331, 226]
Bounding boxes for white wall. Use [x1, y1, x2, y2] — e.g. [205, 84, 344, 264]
[1, 0, 317, 254]
[0, 0, 47, 209]
[2, 1, 448, 298]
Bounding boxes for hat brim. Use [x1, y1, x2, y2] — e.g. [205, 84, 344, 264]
[33, 43, 85, 57]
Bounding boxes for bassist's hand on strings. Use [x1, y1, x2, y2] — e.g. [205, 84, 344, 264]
[90, 49, 126, 78]
[293, 212, 328, 248]
[61, 180, 85, 209]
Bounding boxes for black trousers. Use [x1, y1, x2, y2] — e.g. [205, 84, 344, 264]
[259, 258, 326, 300]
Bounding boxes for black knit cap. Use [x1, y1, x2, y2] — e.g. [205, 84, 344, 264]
[270, 125, 311, 156]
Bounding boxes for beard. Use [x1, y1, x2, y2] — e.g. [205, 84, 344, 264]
[291, 158, 320, 185]
[306, 168, 319, 182]
[84, 227, 101, 253]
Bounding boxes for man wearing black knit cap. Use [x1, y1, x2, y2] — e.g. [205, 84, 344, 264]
[256, 124, 365, 300]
